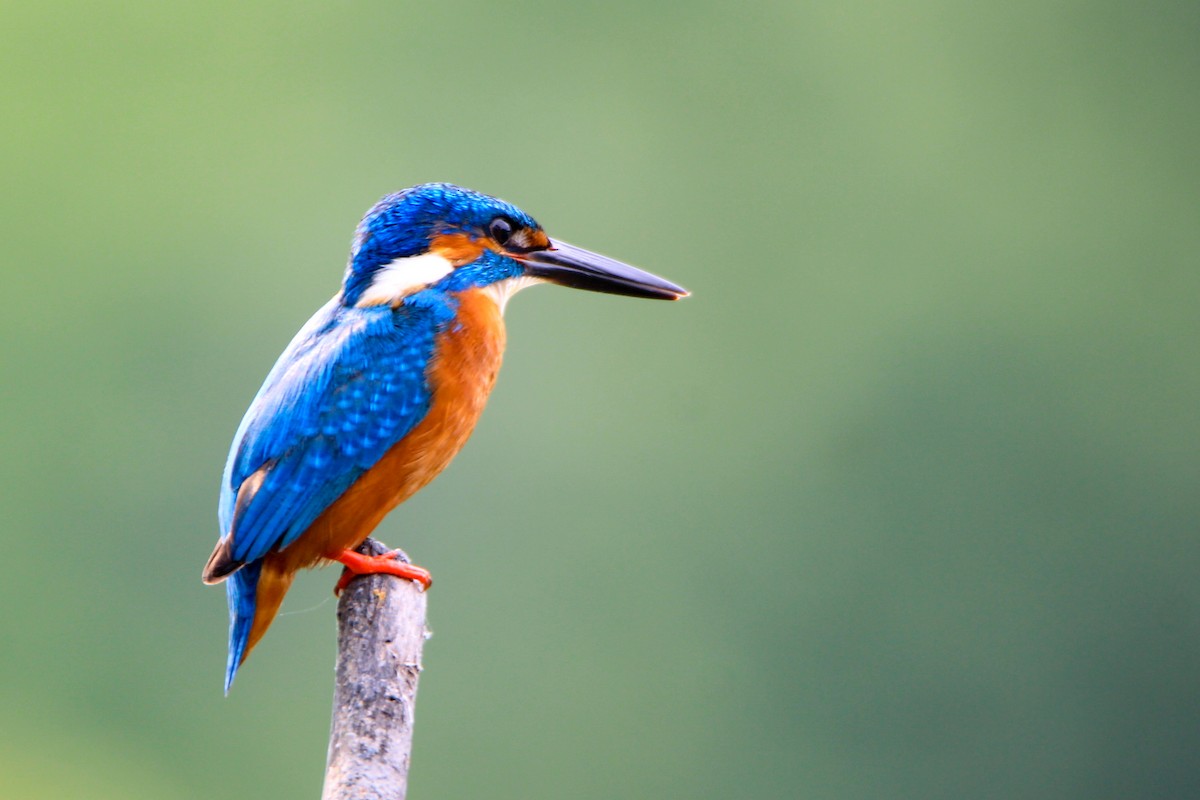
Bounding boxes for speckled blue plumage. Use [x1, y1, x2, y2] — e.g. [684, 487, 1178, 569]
[219, 297, 449, 562]
[217, 295, 454, 691]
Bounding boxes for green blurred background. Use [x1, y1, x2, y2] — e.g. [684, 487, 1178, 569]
[3, 1, 1197, 797]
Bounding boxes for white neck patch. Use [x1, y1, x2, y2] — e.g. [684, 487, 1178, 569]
[356, 252, 455, 307]
[481, 275, 543, 315]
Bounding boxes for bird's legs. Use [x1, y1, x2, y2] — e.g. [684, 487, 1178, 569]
[330, 548, 432, 595]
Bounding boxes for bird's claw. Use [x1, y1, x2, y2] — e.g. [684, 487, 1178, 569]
[330, 548, 432, 595]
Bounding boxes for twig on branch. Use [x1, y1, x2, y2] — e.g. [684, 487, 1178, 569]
[322, 538, 430, 800]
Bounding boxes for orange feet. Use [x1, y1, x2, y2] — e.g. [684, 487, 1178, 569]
[330, 549, 433, 595]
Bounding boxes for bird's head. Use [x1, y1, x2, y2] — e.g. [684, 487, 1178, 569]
[342, 183, 687, 309]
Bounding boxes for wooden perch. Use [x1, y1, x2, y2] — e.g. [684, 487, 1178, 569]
[322, 538, 430, 800]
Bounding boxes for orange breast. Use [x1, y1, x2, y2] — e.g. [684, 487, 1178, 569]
[275, 288, 507, 573]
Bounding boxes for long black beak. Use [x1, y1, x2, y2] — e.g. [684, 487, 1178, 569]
[521, 240, 689, 300]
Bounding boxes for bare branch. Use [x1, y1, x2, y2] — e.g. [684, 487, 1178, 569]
[322, 539, 429, 800]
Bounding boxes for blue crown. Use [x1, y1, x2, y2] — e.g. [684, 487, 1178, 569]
[343, 183, 539, 303]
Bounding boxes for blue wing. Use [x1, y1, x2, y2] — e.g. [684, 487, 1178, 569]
[216, 296, 444, 564]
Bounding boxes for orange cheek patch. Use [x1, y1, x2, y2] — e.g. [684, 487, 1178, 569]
[430, 233, 494, 267]
[525, 229, 550, 250]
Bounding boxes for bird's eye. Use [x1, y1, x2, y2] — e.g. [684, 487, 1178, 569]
[489, 217, 514, 246]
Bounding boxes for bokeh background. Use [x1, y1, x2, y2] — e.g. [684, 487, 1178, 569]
[3, 2, 1198, 798]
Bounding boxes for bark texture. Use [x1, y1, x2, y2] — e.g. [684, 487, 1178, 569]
[322, 539, 429, 800]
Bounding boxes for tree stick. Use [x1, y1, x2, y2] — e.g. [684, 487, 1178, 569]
[322, 538, 430, 800]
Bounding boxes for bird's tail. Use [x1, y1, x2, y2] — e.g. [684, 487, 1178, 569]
[223, 559, 262, 693]
[222, 554, 295, 693]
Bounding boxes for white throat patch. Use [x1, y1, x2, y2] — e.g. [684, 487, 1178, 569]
[355, 252, 455, 307]
[482, 275, 543, 315]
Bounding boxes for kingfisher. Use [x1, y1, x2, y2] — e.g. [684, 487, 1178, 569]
[202, 183, 687, 692]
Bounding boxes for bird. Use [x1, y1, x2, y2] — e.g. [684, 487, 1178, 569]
[202, 183, 687, 692]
